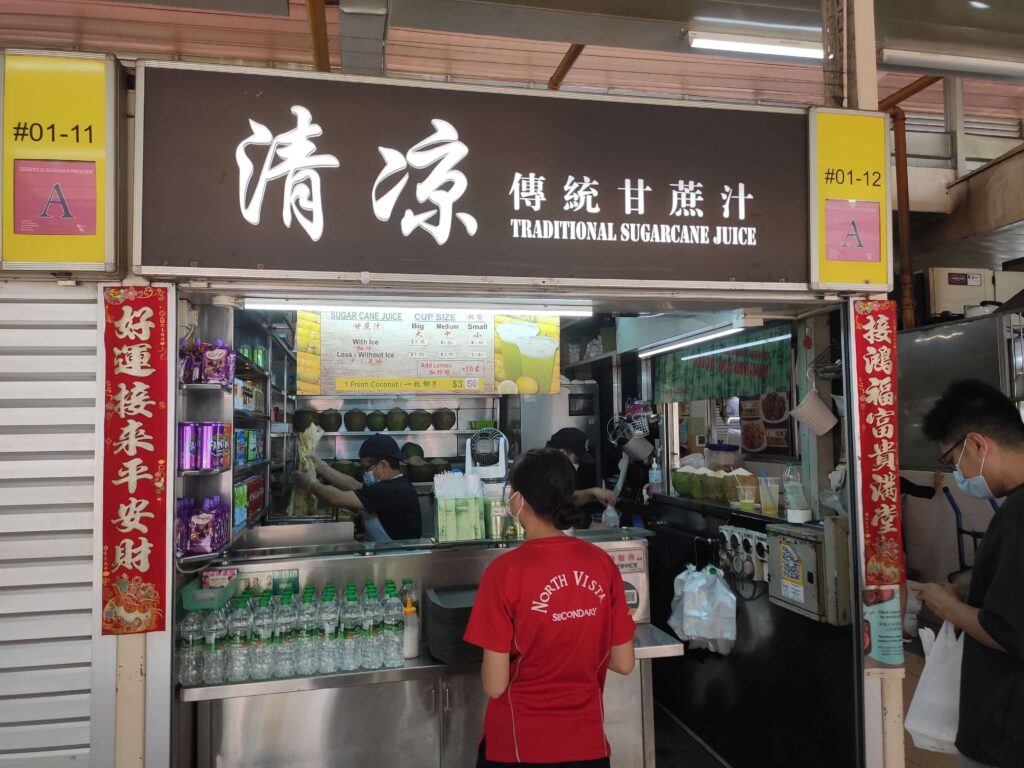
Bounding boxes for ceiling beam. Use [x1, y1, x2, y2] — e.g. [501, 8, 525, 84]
[306, 0, 331, 72]
[548, 43, 585, 90]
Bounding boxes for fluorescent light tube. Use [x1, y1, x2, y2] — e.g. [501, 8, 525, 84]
[677, 333, 793, 362]
[880, 48, 1024, 79]
[638, 326, 742, 359]
[687, 31, 823, 60]
[243, 298, 593, 317]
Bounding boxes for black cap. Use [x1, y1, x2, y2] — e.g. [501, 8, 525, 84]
[547, 427, 595, 464]
[359, 434, 406, 462]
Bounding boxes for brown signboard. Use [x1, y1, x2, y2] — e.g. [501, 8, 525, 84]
[135, 64, 809, 285]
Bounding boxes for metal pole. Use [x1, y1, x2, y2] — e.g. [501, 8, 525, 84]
[877, 75, 942, 112]
[548, 44, 585, 91]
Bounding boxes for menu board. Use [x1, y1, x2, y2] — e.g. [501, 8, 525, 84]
[739, 393, 795, 456]
[315, 309, 494, 393]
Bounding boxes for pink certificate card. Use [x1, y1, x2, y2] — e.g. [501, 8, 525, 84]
[825, 199, 881, 263]
[14, 159, 97, 236]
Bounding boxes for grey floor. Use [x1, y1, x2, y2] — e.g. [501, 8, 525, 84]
[653, 703, 727, 768]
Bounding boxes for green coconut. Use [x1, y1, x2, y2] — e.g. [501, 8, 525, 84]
[406, 455, 435, 483]
[366, 410, 387, 432]
[386, 408, 409, 431]
[402, 442, 425, 460]
[293, 409, 318, 433]
[432, 408, 457, 431]
[318, 408, 342, 433]
[343, 409, 368, 432]
[430, 457, 452, 473]
[408, 410, 432, 431]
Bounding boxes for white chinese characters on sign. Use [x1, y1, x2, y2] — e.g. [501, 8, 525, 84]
[721, 183, 753, 220]
[112, 381, 154, 419]
[236, 106, 340, 242]
[563, 176, 600, 213]
[372, 119, 478, 245]
[670, 181, 704, 218]
[112, 538, 154, 574]
[509, 173, 546, 212]
[113, 306, 154, 341]
[619, 178, 652, 215]
[113, 498, 154, 534]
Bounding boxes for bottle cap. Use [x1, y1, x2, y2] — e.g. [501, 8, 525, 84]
[404, 597, 416, 614]
[281, 593, 292, 604]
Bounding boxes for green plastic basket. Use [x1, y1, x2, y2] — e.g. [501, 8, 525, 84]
[179, 576, 238, 612]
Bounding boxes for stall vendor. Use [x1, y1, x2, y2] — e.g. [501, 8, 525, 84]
[547, 427, 617, 509]
[293, 434, 421, 542]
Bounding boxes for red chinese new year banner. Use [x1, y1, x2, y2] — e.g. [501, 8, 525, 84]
[101, 286, 170, 634]
[851, 300, 905, 588]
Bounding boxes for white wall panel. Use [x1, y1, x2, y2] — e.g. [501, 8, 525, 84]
[0, 284, 101, 763]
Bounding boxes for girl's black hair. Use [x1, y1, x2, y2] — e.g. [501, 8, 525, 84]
[508, 448, 583, 530]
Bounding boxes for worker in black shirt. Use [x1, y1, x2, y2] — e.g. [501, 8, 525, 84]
[294, 433, 422, 542]
[916, 380, 1024, 768]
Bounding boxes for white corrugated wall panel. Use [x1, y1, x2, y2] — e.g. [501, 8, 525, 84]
[0, 283, 98, 763]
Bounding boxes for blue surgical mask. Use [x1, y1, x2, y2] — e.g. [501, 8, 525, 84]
[362, 472, 376, 486]
[953, 440, 994, 500]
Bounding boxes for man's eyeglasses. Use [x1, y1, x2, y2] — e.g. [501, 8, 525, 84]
[936, 437, 966, 472]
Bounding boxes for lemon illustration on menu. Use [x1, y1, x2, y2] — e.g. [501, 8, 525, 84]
[494, 316, 560, 395]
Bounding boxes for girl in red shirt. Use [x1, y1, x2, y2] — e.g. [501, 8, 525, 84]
[465, 448, 636, 767]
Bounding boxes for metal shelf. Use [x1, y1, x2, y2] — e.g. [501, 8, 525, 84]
[179, 383, 230, 392]
[235, 409, 271, 421]
[562, 350, 619, 370]
[235, 354, 270, 379]
[322, 430, 475, 437]
[234, 458, 270, 475]
[178, 466, 231, 477]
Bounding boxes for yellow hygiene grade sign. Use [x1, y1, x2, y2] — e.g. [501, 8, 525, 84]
[809, 110, 892, 291]
[2, 53, 113, 268]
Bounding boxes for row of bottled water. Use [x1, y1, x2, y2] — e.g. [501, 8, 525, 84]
[178, 578, 417, 686]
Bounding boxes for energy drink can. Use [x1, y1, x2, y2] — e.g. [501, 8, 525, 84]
[198, 423, 217, 470]
[178, 422, 199, 471]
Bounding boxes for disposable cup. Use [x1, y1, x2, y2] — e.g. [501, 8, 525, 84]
[517, 335, 559, 394]
[758, 477, 780, 517]
[737, 485, 757, 511]
[496, 322, 539, 381]
[591, 513, 605, 529]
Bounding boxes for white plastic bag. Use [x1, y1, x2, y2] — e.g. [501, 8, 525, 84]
[667, 565, 737, 655]
[905, 621, 963, 754]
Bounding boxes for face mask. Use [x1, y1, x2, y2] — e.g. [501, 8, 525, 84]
[510, 491, 524, 523]
[362, 463, 378, 487]
[953, 440, 994, 500]
[572, 463, 580, 473]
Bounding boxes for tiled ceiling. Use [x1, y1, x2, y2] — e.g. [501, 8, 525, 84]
[0, 0, 1022, 121]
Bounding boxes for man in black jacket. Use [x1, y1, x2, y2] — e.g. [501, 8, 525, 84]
[916, 380, 1024, 767]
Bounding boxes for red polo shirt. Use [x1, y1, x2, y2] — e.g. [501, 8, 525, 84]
[464, 535, 636, 764]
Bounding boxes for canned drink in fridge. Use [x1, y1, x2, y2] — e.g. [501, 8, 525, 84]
[178, 422, 199, 471]
[198, 423, 217, 470]
[235, 429, 249, 468]
[215, 423, 233, 469]
[253, 346, 266, 368]
[238, 345, 253, 362]
[247, 428, 260, 464]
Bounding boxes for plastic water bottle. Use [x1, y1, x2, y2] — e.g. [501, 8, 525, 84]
[295, 592, 319, 676]
[318, 588, 339, 673]
[382, 588, 405, 668]
[339, 593, 362, 672]
[177, 609, 205, 686]
[273, 593, 297, 678]
[226, 596, 252, 683]
[250, 594, 275, 681]
[361, 587, 384, 669]
[202, 607, 227, 685]
[648, 459, 663, 493]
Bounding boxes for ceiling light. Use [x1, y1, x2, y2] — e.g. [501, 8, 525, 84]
[880, 48, 1024, 79]
[677, 333, 793, 362]
[637, 326, 742, 359]
[969, 1, 990, 9]
[243, 298, 593, 317]
[686, 30, 824, 60]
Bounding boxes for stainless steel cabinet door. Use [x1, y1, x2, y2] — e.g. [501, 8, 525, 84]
[440, 669, 488, 768]
[208, 678, 442, 768]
